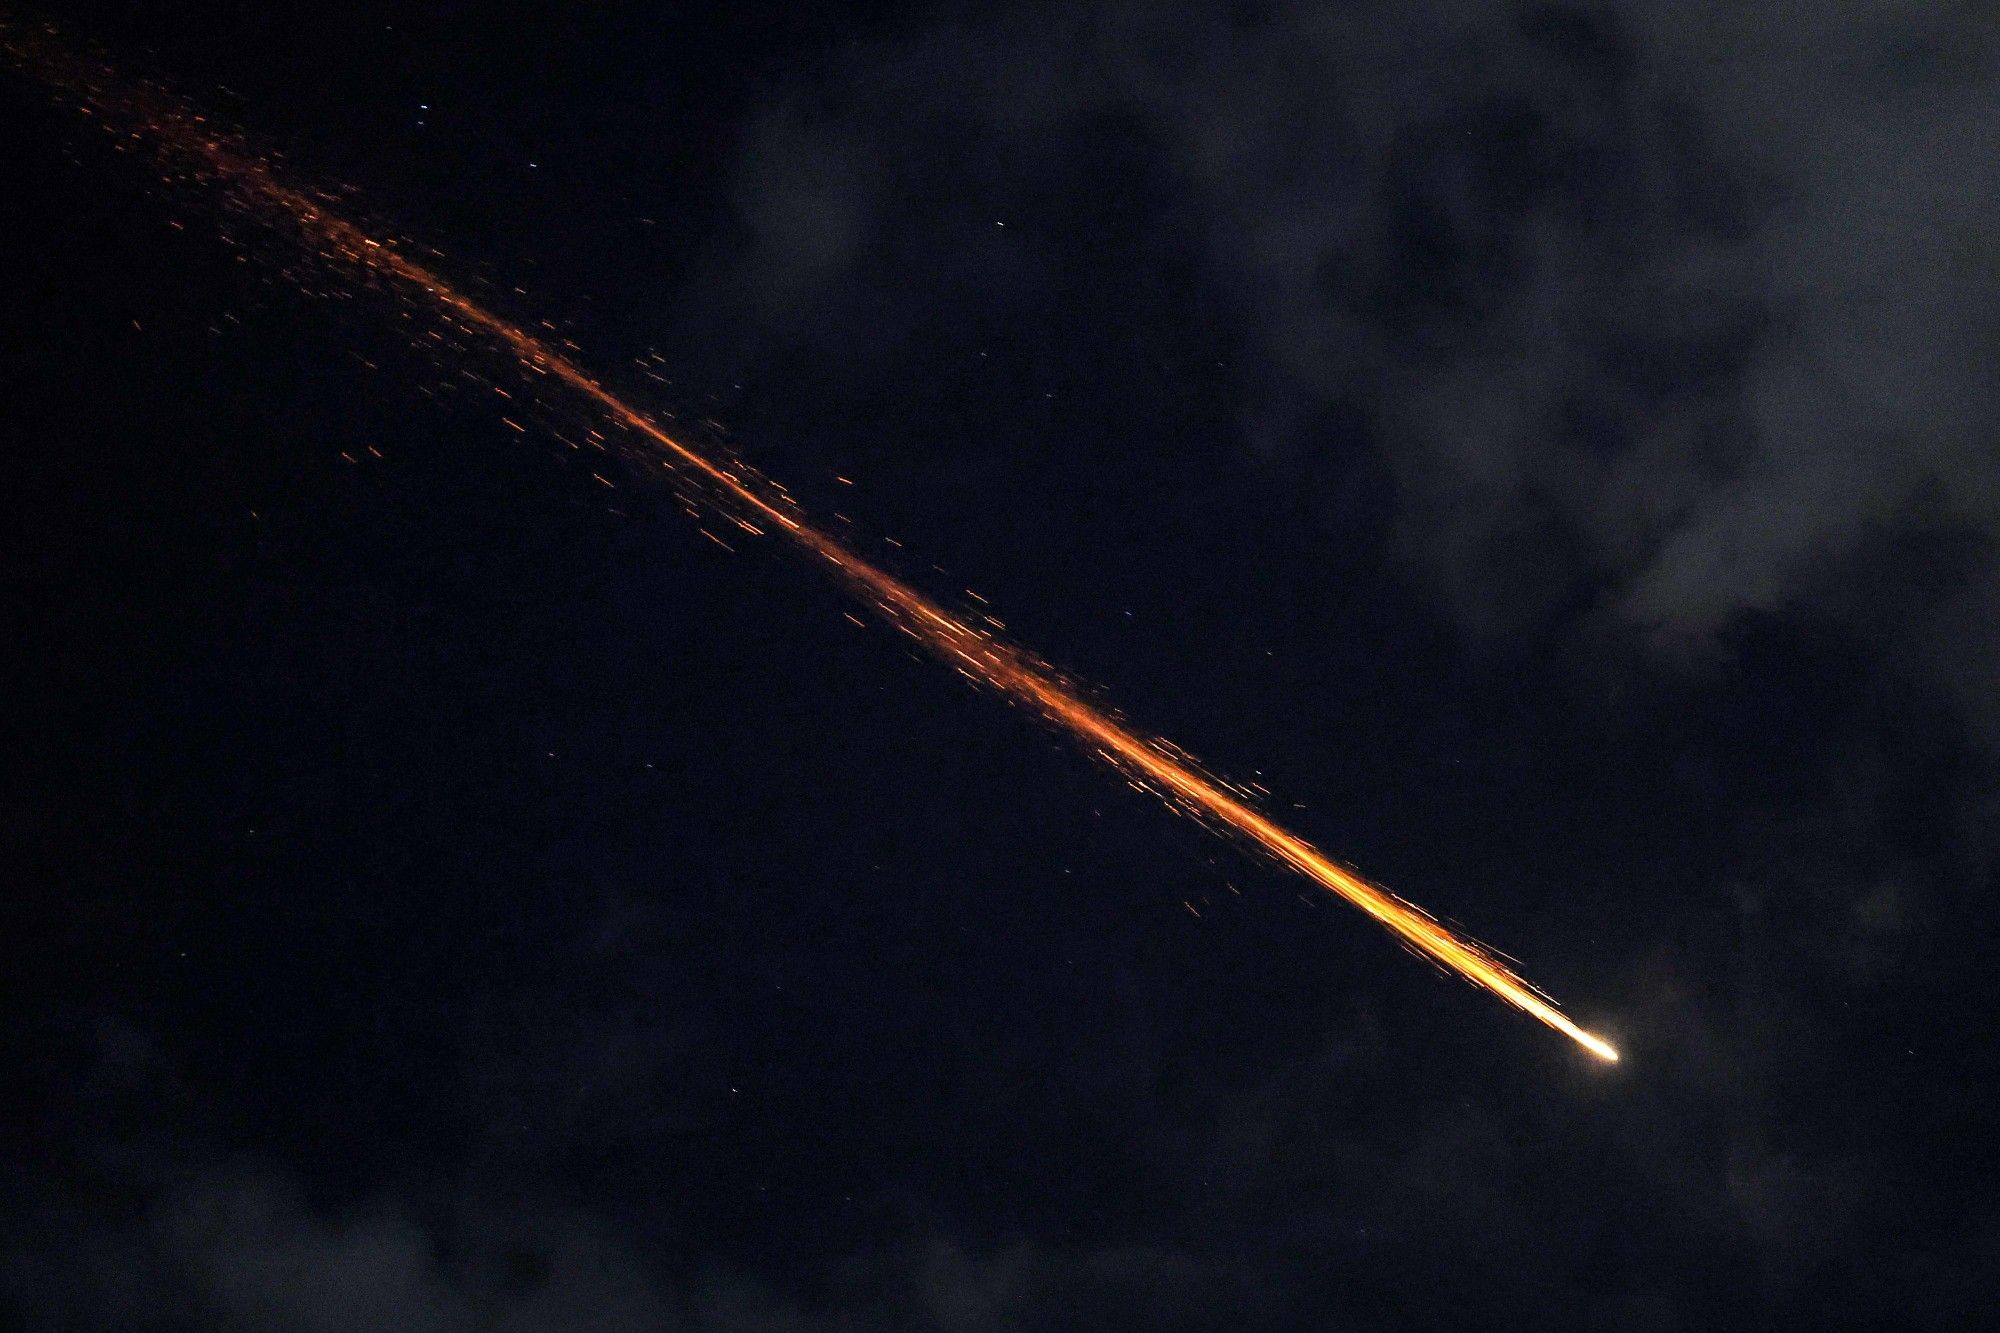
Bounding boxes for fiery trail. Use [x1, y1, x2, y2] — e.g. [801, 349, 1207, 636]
[2, 23, 1616, 1061]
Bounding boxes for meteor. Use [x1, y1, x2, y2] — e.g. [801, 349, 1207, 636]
[2, 23, 1617, 1062]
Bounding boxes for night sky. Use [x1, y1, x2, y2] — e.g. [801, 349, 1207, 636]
[6, 3, 1999, 1328]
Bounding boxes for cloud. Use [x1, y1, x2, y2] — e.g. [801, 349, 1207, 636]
[687, 0, 2000, 730]
[1, 1018, 710, 1333]
[6, 1154, 686, 1333]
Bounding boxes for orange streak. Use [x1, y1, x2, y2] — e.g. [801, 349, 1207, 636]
[4, 26, 1616, 1060]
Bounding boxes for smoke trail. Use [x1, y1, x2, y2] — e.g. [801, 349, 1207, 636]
[1, 21, 1617, 1061]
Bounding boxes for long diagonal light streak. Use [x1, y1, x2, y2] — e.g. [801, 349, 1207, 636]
[3, 23, 1617, 1061]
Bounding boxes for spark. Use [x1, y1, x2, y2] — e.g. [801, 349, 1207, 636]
[2, 23, 1617, 1061]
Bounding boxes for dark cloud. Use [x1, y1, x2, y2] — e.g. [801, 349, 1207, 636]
[11, 1167, 693, 1332]
[688, 0, 2000, 727]
[3, 1024, 743, 1333]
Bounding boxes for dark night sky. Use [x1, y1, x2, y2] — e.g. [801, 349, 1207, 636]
[5, 3, 1999, 1328]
